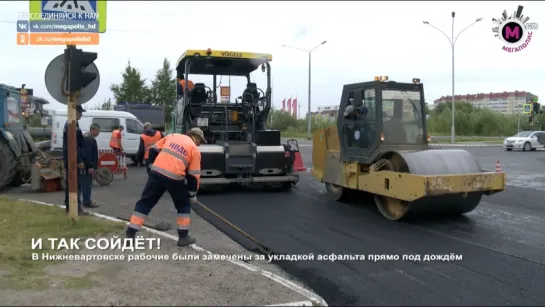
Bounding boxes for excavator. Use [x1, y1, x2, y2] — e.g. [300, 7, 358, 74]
[171, 48, 300, 189]
[311, 76, 506, 220]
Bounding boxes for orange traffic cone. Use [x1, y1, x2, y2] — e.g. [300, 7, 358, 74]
[293, 152, 307, 172]
[495, 160, 502, 173]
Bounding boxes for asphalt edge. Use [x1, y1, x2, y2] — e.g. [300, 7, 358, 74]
[18, 199, 328, 307]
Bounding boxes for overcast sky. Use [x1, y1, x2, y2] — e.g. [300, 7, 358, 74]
[1, 1, 543, 115]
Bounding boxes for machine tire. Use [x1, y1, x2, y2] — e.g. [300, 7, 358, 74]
[95, 168, 114, 186]
[505, 148, 512, 151]
[325, 182, 347, 201]
[523, 142, 531, 151]
[9, 176, 26, 187]
[0, 141, 17, 191]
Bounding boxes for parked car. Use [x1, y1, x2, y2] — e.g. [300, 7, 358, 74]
[503, 131, 545, 151]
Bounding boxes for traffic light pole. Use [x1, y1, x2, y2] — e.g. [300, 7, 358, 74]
[67, 93, 78, 221]
[65, 45, 78, 221]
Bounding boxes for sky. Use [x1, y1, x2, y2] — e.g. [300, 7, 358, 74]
[1, 1, 544, 117]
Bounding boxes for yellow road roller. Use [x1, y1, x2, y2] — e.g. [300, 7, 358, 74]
[311, 76, 506, 220]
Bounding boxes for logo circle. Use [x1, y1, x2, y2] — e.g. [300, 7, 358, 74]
[354, 130, 360, 140]
[501, 20, 525, 44]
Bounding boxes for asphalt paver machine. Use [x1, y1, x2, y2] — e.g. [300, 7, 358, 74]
[173, 49, 299, 189]
[312, 76, 506, 220]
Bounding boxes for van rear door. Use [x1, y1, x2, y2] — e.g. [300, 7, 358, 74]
[123, 118, 144, 156]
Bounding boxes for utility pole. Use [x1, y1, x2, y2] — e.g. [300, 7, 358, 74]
[282, 40, 327, 139]
[423, 14, 482, 144]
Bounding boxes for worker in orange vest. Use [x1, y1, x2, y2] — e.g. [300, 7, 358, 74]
[177, 75, 195, 97]
[125, 127, 206, 247]
[109, 125, 124, 154]
[136, 122, 164, 173]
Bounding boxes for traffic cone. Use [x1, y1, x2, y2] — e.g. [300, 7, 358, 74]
[293, 152, 307, 172]
[495, 160, 502, 173]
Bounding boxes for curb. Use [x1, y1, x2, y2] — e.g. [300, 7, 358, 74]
[18, 199, 328, 307]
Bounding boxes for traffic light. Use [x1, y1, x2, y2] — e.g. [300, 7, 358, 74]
[533, 102, 542, 115]
[65, 46, 97, 93]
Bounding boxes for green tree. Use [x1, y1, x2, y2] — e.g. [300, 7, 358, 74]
[100, 98, 113, 110]
[426, 102, 544, 136]
[110, 61, 151, 104]
[149, 58, 176, 126]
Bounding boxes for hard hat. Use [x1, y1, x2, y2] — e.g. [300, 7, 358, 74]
[344, 105, 355, 117]
[189, 127, 208, 143]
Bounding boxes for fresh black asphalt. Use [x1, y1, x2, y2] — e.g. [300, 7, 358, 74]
[9, 145, 545, 306]
[197, 147, 545, 306]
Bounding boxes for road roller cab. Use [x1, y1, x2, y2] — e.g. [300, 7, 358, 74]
[336, 76, 429, 164]
[311, 77, 506, 220]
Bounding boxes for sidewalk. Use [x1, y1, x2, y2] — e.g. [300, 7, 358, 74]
[1, 226, 310, 306]
[5, 175, 325, 306]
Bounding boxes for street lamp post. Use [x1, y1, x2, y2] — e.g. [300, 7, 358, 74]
[282, 41, 327, 140]
[423, 13, 482, 144]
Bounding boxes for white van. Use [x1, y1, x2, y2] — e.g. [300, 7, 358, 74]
[50, 109, 145, 161]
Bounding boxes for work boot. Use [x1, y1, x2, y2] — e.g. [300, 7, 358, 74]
[125, 229, 136, 240]
[84, 202, 99, 208]
[177, 235, 196, 247]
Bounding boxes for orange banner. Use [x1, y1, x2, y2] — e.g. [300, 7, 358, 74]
[17, 33, 100, 45]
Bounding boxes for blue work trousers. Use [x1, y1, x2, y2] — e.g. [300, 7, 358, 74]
[130, 172, 191, 237]
[79, 169, 93, 206]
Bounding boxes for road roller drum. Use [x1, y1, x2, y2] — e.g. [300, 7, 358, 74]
[374, 149, 485, 220]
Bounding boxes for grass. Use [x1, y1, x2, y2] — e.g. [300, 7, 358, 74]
[281, 131, 505, 143]
[0, 197, 124, 290]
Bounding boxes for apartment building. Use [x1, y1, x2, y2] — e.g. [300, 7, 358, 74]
[309, 105, 339, 122]
[434, 91, 538, 114]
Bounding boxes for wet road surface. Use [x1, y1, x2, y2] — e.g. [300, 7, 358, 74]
[197, 147, 545, 306]
[9, 146, 545, 306]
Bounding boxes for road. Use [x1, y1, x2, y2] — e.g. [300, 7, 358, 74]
[8, 144, 545, 306]
[199, 144, 545, 306]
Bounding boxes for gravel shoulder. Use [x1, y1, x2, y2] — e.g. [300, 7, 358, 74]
[1, 228, 308, 306]
[5, 176, 319, 306]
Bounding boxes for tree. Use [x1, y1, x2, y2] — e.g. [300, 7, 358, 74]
[110, 61, 151, 104]
[100, 98, 114, 110]
[149, 58, 176, 126]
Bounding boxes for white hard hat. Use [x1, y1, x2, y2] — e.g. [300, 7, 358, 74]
[344, 105, 355, 117]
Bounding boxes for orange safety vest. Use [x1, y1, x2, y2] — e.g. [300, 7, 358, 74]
[141, 131, 162, 159]
[109, 129, 122, 149]
[149, 134, 201, 185]
[179, 80, 195, 92]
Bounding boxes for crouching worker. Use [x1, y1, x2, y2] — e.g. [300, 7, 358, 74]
[125, 128, 206, 247]
[136, 122, 164, 174]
